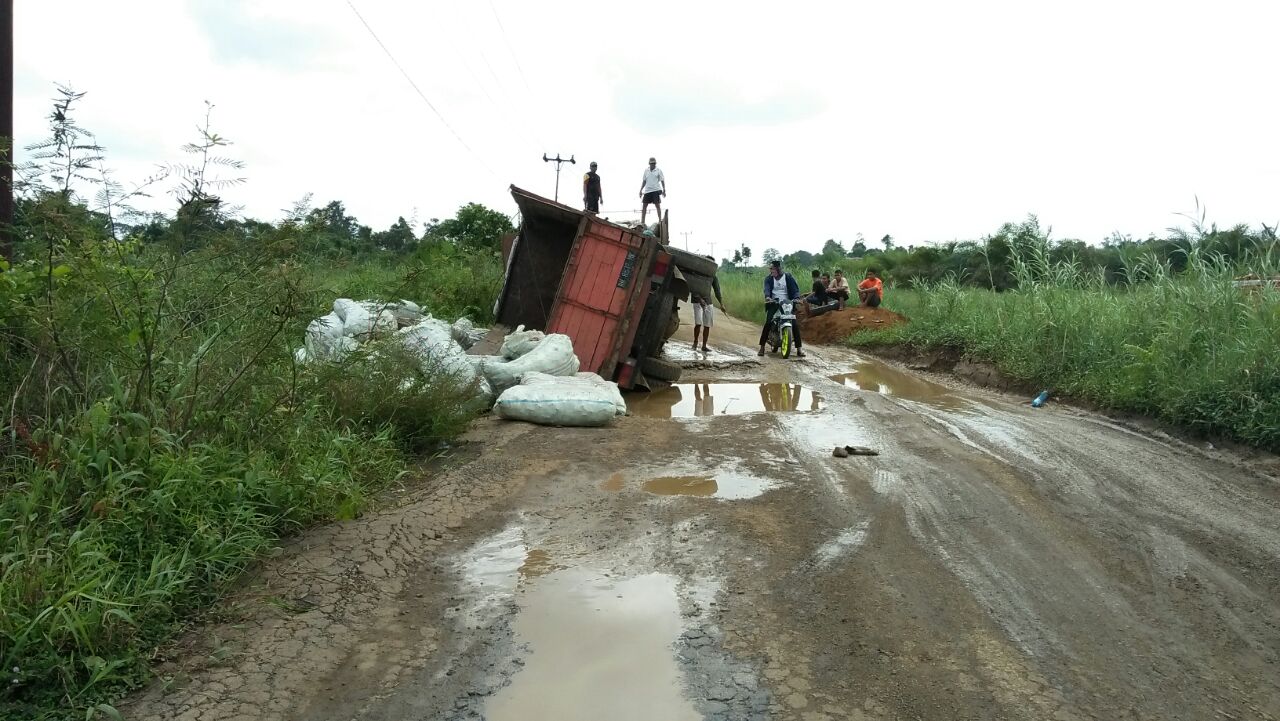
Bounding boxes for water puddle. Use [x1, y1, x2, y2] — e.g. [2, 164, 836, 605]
[486, 569, 699, 721]
[813, 520, 871, 567]
[603, 465, 779, 500]
[831, 361, 970, 411]
[627, 382, 822, 418]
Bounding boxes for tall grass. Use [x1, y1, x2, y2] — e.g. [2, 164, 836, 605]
[854, 243, 1280, 450]
[0, 98, 507, 717]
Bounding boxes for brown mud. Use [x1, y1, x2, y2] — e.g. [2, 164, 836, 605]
[799, 305, 907, 344]
[120, 305, 1280, 721]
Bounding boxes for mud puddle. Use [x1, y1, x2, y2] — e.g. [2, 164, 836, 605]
[831, 361, 971, 411]
[603, 466, 779, 500]
[628, 382, 823, 418]
[486, 569, 699, 721]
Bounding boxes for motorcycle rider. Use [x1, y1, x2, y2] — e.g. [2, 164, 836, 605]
[759, 260, 805, 358]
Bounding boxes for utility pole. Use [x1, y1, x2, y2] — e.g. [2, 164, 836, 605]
[542, 153, 574, 204]
[707, 241, 715, 262]
[680, 230, 692, 251]
[0, 0, 14, 264]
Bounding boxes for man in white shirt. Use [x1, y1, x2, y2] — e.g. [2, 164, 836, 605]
[639, 157, 666, 225]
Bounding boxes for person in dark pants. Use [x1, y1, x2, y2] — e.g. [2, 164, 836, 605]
[758, 261, 805, 358]
[858, 268, 884, 308]
[583, 162, 603, 213]
[639, 157, 666, 225]
[806, 269, 828, 305]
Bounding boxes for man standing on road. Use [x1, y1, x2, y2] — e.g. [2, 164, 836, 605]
[583, 162, 603, 213]
[639, 157, 666, 225]
[858, 268, 884, 308]
[691, 260, 725, 353]
[759, 260, 805, 358]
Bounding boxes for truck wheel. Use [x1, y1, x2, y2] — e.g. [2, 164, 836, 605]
[664, 306, 681, 340]
[642, 356, 682, 382]
[665, 246, 719, 277]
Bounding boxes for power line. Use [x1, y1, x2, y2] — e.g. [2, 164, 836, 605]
[344, 0, 497, 177]
[487, 0, 534, 96]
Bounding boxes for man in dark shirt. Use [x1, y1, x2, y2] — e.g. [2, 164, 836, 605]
[807, 269, 829, 305]
[583, 162, 603, 213]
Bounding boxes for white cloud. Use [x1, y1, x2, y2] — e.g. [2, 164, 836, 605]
[13, 0, 1280, 260]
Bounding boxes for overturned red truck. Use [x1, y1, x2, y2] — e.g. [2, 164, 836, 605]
[491, 186, 719, 389]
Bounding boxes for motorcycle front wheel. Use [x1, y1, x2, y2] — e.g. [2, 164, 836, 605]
[780, 325, 793, 359]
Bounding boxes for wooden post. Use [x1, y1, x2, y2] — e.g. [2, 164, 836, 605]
[0, 0, 14, 264]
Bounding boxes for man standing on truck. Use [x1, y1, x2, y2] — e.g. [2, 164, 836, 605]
[583, 162, 603, 213]
[639, 157, 666, 225]
[759, 261, 805, 358]
[691, 258, 725, 353]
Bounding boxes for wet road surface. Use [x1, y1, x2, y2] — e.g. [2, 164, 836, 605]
[124, 309, 1280, 721]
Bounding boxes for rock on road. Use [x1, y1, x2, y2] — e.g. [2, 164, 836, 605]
[123, 308, 1280, 721]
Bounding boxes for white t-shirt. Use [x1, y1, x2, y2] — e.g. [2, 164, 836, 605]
[770, 276, 789, 303]
[642, 167, 665, 193]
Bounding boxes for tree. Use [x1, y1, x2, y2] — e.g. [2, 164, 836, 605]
[881, 234, 895, 251]
[740, 245, 752, 263]
[762, 248, 781, 265]
[821, 238, 846, 258]
[731, 248, 742, 265]
[373, 216, 416, 253]
[848, 240, 868, 257]
[422, 202, 514, 252]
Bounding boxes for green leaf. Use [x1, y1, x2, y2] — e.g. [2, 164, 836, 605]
[52, 264, 73, 278]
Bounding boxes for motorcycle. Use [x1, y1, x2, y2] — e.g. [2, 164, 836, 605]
[765, 299, 799, 359]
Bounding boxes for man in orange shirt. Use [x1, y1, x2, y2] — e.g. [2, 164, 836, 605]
[857, 269, 884, 308]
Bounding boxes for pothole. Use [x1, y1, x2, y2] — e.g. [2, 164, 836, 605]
[602, 467, 779, 500]
[831, 361, 970, 411]
[627, 383, 823, 418]
[485, 569, 700, 721]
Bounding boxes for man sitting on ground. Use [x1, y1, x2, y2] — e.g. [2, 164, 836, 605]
[806, 269, 829, 305]
[857, 269, 884, 308]
[828, 269, 851, 308]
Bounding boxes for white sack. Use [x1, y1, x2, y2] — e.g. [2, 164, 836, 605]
[357, 301, 399, 336]
[483, 333, 579, 392]
[494, 382, 620, 427]
[341, 303, 373, 337]
[304, 312, 344, 360]
[333, 298, 359, 322]
[500, 325, 545, 359]
[397, 321, 494, 404]
[521, 372, 625, 415]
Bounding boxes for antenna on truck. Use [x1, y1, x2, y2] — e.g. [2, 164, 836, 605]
[542, 153, 575, 203]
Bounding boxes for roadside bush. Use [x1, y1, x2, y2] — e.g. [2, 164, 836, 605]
[0, 94, 500, 719]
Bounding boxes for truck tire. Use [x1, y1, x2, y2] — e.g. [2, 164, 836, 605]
[683, 272, 715, 302]
[664, 306, 682, 340]
[642, 356, 682, 382]
[665, 246, 719, 277]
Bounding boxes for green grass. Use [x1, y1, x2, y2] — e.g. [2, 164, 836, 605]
[852, 253, 1280, 450]
[1, 219, 504, 718]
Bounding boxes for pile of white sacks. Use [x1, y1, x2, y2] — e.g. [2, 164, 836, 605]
[296, 300, 626, 427]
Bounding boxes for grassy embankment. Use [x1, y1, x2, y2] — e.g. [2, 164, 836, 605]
[866, 248, 1278, 450]
[1, 212, 503, 719]
[719, 244, 1279, 451]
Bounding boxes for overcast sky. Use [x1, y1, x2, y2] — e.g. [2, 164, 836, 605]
[14, 0, 1280, 259]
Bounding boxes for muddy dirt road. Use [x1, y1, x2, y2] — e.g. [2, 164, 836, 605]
[124, 309, 1280, 721]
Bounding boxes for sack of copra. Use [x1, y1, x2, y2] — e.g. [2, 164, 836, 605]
[494, 381, 620, 427]
[304, 312, 345, 360]
[500, 324, 545, 359]
[483, 333, 579, 392]
[521, 372, 625, 416]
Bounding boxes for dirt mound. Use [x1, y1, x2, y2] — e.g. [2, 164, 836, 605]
[799, 305, 906, 344]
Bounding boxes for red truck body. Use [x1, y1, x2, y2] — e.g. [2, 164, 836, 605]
[495, 186, 680, 388]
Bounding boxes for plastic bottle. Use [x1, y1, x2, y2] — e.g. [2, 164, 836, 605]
[1031, 390, 1049, 408]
